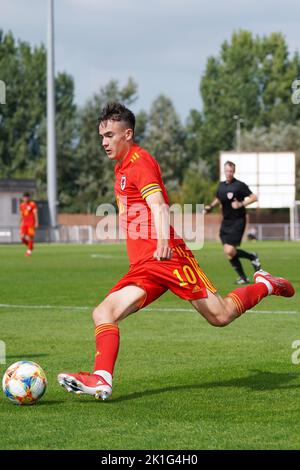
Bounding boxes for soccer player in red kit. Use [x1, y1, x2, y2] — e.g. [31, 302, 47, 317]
[20, 192, 38, 256]
[58, 103, 295, 400]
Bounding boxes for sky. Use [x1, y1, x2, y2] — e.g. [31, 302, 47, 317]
[1, 0, 300, 121]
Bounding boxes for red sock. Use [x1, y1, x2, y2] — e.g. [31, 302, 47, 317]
[94, 323, 120, 376]
[28, 239, 33, 250]
[21, 237, 29, 246]
[227, 282, 269, 315]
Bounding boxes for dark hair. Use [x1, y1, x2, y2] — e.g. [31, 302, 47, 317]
[98, 102, 135, 132]
[23, 192, 30, 198]
[224, 161, 236, 170]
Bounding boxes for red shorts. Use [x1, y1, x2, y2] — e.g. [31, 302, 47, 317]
[108, 243, 217, 309]
[20, 225, 35, 238]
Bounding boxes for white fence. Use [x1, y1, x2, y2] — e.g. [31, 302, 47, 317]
[0, 223, 299, 244]
[58, 224, 299, 243]
[0, 225, 96, 244]
[59, 225, 95, 244]
[0, 226, 55, 243]
[247, 224, 292, 241]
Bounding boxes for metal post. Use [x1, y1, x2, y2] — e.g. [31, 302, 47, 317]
[236, 119, 241, 152]
[284, 223, 289, 241]
[233, 115, 243, 152]
[47, 0, 57, 237]
[290, 205, 295, 241]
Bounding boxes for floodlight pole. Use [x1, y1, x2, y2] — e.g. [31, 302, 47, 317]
[233, 115, 243, 152]
[290, 206, 294, 241]
[47, 0, 57, 233]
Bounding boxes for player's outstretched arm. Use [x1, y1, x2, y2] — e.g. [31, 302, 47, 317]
[145, 191, 172, 261]
[204, 198, 220, 214]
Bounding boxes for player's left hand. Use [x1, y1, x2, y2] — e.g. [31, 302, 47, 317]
[231, 199, 243, 209]
[153, 244, 173, 261]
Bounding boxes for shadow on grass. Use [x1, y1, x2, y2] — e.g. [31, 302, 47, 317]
[1, 400, 65, 407]
[110, 369, 300, 403]
[36, 400, 65, 406]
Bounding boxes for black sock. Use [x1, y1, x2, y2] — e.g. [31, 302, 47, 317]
[236, 249, 254, 261]
[230, 255, 247, 279]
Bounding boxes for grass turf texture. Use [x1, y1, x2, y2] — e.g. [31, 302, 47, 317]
[0, 241, 299, 450]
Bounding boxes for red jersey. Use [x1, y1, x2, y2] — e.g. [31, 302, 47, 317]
[20, 201, 37, 227]
[114, 143, 184, 265]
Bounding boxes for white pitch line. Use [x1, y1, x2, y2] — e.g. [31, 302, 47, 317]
[0, 304, 298, 315]
[249, 310, 299, 314]
[90, 254, 124, 259]
[0, 304, 89, 310]
[145, 307, 299, 314]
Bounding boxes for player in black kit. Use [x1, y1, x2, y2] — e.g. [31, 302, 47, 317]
[205, 161, 261, 284]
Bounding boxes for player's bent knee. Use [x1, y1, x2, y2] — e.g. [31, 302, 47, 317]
[208, 316, 230, 327]
[224, 249, 235, 259]
[223, 245, 235, 259]
[211, 303, 235, 327]
[92, 301, 116, 325]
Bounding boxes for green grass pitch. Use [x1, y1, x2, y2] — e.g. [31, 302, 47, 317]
[0, 241, 299, 450]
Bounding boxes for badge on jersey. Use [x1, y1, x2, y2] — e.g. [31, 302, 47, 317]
[227, 192, 234, 200]
[120, 176, 126, 191]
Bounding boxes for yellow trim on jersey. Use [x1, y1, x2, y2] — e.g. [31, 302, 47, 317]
[141, 182, 159, 192]
[130, 152, 140, 163]
[140, 182, 162, 199]
[141, 187, 162, 199]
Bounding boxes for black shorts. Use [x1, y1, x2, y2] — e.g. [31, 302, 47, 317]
[220, 218, 246, 246]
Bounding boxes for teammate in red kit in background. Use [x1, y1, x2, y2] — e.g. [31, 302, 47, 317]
[20, 192, 39, 257]
[58, 103, 295, 401]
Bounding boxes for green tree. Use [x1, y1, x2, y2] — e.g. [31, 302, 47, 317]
[198, 30, 300, 178]
[75, 78, 140, 212]
[242, 122, 300, 199]
[0, 30, 46, 177]
[184, 109, 203, 165]
[141, 95, 187, 192]
[258, 34, 300, 126]
[0, 30, 77, 209]
[175, 161, 217, 208]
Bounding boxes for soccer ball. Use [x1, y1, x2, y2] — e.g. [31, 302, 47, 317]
[2, 361, 47, 405]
